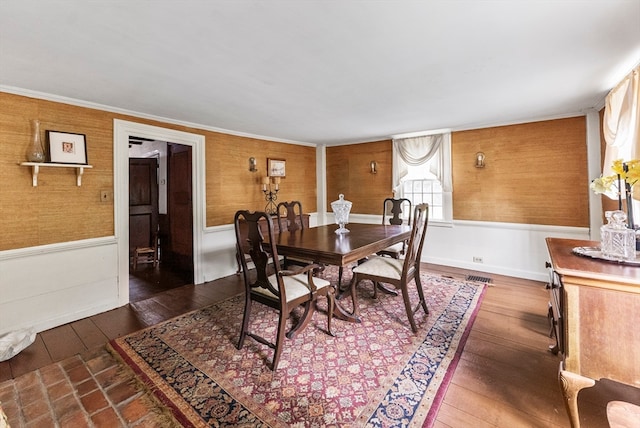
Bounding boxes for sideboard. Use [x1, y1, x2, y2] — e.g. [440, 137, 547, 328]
[545, 237, 640, 427]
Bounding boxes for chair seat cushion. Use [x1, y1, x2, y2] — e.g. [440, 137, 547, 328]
[353, 255, 403, 280]
[252, 273, 331, 302]
[379, 242, 404, 254]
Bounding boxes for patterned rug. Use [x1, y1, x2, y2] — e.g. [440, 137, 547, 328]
[109, 267, 485, 427]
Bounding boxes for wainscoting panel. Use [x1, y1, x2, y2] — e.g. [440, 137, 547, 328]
[423, 220, 590, 281]
[0, 237, 119, 335]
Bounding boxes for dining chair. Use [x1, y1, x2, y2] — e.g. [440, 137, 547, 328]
[349, 203, 429, 332]
[276, 200, 304, 233]
[235, 214, 284, 275]
[276, 201, 310, 268]
[234, 210, 335, 371]
[377, 197, 412, 259]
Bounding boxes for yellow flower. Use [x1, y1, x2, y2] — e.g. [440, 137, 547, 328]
[591, 159, 639, 196]
[590, 175, 617, 194]
[624, 159, 640, 186]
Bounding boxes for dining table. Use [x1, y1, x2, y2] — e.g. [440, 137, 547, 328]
[271, 222, 411, 322]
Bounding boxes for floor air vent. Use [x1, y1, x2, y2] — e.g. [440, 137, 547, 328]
[466, 275, 492, 284]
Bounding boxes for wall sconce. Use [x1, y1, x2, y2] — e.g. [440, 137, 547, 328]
[249, 157, 257, 172]
[370, 160, 377, 174]
[475, 152, 485, 168]
[261, 176, 280, 215]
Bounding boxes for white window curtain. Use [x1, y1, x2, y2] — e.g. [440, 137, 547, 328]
[602, 65, 640, 175]
[392, 133, 452, 195]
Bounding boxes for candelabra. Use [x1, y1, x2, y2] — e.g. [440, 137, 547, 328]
[262, 176, 280, 215]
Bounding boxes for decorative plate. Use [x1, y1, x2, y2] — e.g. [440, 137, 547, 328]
[572, 246, 640, 266]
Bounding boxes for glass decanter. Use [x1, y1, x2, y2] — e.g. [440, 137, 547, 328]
[600, 210, 636, 261]
[331, 194, 352, 234]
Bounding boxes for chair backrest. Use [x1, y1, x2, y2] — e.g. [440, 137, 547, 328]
[402, 203, 429, 275]
[382, 198, 412, 226]
[234, 210, 285, 302]
[277, 201, 304, 232]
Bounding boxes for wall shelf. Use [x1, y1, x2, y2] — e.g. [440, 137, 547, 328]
[20, 162, 93, 187]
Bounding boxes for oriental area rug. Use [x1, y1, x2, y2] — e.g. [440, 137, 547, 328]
[109, 267, 486, 427]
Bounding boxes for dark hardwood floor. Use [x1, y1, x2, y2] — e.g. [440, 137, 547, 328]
[128, 262, 193, 303]
[2, 263, 638, 426]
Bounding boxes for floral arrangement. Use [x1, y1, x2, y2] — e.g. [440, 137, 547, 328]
[590, 159, 640, 197]
[591, 159, 640, 231]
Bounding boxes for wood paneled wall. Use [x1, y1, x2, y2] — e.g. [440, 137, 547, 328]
[206, 132, 316, 225]
[452, 117, 589, 227]
[0, 94, 115, 250]
[0, 92, 316, 251]
[327, 117, 589, 228]
[326, 140, 392, 215]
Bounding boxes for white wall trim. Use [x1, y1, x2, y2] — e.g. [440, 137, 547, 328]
[0, 236, 116, 261]
[585, 109, 603, 240]
[316, 145, 328, 225]
[114, 120, 206, 306]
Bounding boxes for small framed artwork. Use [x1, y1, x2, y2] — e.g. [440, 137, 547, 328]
[46, 131, 88, 164]
[267, 158, 286, 177]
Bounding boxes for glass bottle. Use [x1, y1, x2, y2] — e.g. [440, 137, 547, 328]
[331, 194, 352, 234]
[26, 119, 45, 162]
[600, 210, 636, 260]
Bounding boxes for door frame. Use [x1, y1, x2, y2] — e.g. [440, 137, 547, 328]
[114, 119, 206, 305]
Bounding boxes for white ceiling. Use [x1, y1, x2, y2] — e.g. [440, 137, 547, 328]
[1, 1, 639, 145]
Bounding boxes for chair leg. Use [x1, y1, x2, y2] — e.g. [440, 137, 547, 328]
[272, 310, 288, 371]
[414, 273, 429, 315]
[401, 285, 419, 333]
[287, 301, 315, 339]
[237, 297, 252, 350]
[235, 251, 242, 275]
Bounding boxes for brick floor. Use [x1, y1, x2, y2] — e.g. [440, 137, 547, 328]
[0, 347, 176, 427]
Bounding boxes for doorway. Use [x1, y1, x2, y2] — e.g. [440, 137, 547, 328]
[114, 119, 205, 306]
[128, 139, 194, 302]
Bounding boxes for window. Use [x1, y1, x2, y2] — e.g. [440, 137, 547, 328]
[401, 164, 444, 220]
[393, 132, 452, 224]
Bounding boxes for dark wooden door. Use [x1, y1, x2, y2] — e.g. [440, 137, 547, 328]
[129, 158, 159, 257]
[165, 143, 193, 280]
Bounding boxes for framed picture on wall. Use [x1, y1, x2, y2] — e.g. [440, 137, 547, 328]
[46, 131, 88, 164]
[267, 158, 286, 177]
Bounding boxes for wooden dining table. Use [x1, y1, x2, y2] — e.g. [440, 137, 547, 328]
[272, 223, 411, 266]
[271, 222, 411, 322]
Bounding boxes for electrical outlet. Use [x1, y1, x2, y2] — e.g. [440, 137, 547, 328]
[473, 256, 483, 263]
